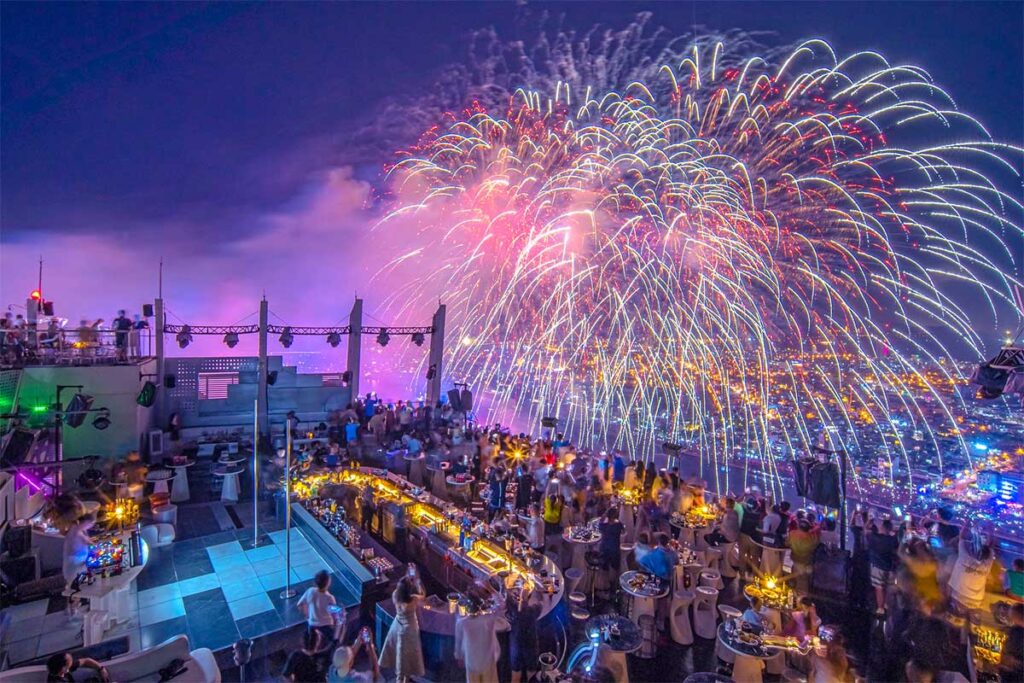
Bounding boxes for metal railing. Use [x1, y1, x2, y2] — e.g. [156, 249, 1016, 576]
[0, 327, 154, 367]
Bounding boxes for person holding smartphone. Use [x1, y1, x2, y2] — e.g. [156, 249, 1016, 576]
[328, 628, 381, 683]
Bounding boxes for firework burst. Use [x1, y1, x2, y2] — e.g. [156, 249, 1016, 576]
[374, 38, 1023, 495]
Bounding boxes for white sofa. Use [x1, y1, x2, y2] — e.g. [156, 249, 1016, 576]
[0, 635, 220, 683]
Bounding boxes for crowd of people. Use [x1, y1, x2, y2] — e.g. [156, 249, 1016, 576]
[273, 395, 1023, 682]
[0, 308, 150, 365]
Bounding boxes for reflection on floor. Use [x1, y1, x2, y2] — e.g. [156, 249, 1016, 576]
[2, 504, 357, 665]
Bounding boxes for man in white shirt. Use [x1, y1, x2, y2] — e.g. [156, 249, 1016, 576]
[455, 610, 507, 683]
[298, 570, 344, 647]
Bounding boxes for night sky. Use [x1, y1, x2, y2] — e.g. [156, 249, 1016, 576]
[2, 2, 1022, 360]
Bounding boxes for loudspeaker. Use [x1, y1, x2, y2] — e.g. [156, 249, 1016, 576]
[142, 304, 154, 317]
[64, 393, 94, 428]
[0, 551, 36, 583]
[0, 429, 35, 468]
[42, 302, 54, 316]
[267, 371, 278, 386]
[459, 388, 473, 412]
[446, 389, 463, 412]
[1, 524, 31, 558]
[541, 417, 558, 428]
[163, 374, 176, 389]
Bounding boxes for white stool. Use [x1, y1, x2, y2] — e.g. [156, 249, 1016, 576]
[733, 654, 765, 683]
[565, 568, 584, 596]
[715, 605, 743, 664]
[692, 586, 719, 639]
[669, 590, 695, 645]
[700, 569, 723, 590]
[672, 563, 686, 594]
[153, 503, 178, 526]
[620, 543, 635, 572]
[569, 591, 588, 606]
[141, 523, 176, 548]
[705, 546, 723, 573]
[683, 563, 703, 591]
[720, 542, 739, 579]
[126, 483, 144, 503]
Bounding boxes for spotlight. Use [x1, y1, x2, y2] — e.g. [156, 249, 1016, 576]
[279, 327, 294, 348]
[92, 408, 111, 431]
[326, 332, 342, 348]
[223, 332, 239, 348]
[411, 332, 425, 347]
[376, 330, 390, 347]
[176, 325, 192, 349]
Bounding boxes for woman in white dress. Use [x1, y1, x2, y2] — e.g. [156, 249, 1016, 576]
[378, 574, 425, 682]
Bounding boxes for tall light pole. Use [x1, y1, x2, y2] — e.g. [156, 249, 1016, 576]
[280, 425, 295, 599]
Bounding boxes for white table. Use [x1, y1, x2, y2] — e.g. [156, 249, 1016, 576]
[170, 460, 195, 502]
[214, 467, 243, 503]
[74, 538, 149, 644]
[145, 469, 175, 496]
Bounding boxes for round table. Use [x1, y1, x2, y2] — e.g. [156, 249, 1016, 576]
[585, 614, 643, 653]
[145, 469, 174, 496]
[403, 453, 425, 486]
[214, 467, 244, 503]
[563, 525, 601, 575]
[716, 622, 777, 683]
[169, 459, 196, 502]
[619, 571, 669, 625]
[426, 461, 451, 499]
[446, 476, 475, 506]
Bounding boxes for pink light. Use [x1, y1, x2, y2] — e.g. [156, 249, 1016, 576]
[15, 471, 45, 493]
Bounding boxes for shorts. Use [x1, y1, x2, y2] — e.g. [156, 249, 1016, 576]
[870, 566, 894, 588]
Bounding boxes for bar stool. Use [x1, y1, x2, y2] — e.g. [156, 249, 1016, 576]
[585, 551, 604, 604]
[620, 543, 635, 572]
[669, 589, 695, 645]
[715, 605, 742, 664]
[692, 586, 719, 639]
[683, 563, 703, 592]
[569, 591, 588, 607]
[704, 546, 723, 574]
[565, 568, 584, 597]
[700, 569, 723, 590]
[720, 542, 739, 579]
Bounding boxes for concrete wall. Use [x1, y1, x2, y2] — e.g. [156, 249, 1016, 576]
[15, 360, 157, 460]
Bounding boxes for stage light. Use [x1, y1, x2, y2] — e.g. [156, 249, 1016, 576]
[223, 332, 240, 348]
[411, 332, 425, 347]
[279, 327, 294, 348]
[176, 325, 192, 349]
[92, 409, 111, 431]
[376, 330, 390, 347]
[326, 332, 341, 348]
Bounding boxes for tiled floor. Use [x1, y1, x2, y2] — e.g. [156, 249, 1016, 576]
[2, 524, 358, 664]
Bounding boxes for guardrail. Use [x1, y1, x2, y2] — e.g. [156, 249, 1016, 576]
[1, 327, 153, 367]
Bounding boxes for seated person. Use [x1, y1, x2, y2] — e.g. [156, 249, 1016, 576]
[46, 652, 109, 683]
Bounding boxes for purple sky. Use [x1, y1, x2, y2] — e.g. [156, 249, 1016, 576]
[2, 2, 1022, 362]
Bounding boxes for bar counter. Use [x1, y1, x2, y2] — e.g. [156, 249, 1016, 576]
[288, 466, 564, 625]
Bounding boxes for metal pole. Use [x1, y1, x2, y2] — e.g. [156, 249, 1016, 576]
[839, 449, 848, 552]
[280, 425, 295, 598]
[253, 398, 259, 544]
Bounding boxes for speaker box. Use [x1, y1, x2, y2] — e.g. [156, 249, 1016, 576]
[446, 389, 463, 412]
[0, 429, 35, 468]
[163, 375, 176, 389]
[1, 525, 32, 558]
[459, 388, 473, 412]
[42, 302, 54, 316]
[142, 304, 154, 317]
